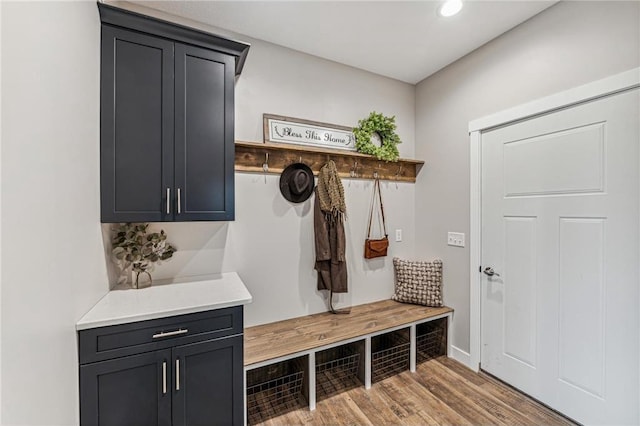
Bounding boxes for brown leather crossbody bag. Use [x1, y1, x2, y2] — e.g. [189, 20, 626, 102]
[364, 178, 389, 259]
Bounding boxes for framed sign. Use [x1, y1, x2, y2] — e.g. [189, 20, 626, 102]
[263, 114, 356, 151]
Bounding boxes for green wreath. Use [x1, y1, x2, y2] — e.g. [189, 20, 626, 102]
[353, 112, 401, 162]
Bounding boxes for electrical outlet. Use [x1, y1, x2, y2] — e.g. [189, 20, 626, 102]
[447, 232, 465, 247]
[395, 229, 402, 242]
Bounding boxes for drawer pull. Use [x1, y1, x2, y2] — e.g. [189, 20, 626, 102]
[152, 328, 188, 339]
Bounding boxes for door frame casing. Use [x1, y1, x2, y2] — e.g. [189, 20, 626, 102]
[467, 67, 640, 372]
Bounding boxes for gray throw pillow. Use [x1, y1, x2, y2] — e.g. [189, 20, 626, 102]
[392, 258, 443, 307]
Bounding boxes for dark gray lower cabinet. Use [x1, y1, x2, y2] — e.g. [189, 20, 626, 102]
[79, 308, 243, 426]
[173, 336, 243, 426]
[80, 350, 172, 426]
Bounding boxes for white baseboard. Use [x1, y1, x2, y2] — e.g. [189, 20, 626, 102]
[448, 345, 475, 370]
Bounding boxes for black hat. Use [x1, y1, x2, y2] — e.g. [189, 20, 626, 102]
[279, 163, 315, 203]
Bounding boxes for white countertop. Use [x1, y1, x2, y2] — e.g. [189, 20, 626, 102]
[76, 272, 252, 330]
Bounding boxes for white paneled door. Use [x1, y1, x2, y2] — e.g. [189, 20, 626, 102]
[481, 88, 639, 425]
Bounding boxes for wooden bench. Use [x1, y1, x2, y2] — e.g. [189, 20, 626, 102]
[244, 299, 453, 415]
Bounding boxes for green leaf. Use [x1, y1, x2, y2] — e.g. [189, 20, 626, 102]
[110, 222, 177, 276]
[353, 111, 401, 161]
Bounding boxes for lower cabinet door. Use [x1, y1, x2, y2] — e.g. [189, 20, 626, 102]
[172, 335, 243, 426]
[80, 350, 172, 426]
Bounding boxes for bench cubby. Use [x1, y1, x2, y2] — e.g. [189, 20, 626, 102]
[246, 356, 308, 424]
[315, 340, 365, 401]
[416, 317, 448, 363]
[371, 328, 411, 383]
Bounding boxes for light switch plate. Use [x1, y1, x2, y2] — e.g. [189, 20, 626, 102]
[447, 232, 465, 247]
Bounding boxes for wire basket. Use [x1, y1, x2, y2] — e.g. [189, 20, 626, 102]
[246, 359, 305, 425]
[316, 344, 362, 399]
[416, 319, 446, 362]
[371, 330, 410, 382]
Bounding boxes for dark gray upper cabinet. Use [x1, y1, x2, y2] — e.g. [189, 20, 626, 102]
[98, 4, 249, 222]
[100, 26, 174, 222]
[174, 44, 235, 221]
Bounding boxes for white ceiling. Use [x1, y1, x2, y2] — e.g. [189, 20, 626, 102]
[134, 1, 557, 84]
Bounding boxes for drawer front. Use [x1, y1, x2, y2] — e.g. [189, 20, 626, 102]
[79, 306, 242, 364]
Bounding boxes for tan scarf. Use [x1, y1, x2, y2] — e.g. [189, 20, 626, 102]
[317, 160, 346, 221]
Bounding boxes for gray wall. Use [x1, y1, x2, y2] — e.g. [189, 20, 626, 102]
[1, 2, 105, 424]
[414, 0, 640, 355]
[223, 27, 415, 327]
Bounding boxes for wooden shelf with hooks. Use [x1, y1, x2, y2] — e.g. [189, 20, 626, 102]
[234, 141, 424, 183]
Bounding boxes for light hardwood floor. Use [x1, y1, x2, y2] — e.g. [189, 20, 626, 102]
[253, 356, 576, 426]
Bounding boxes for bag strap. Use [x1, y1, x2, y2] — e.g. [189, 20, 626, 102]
[366, 179, 377, 238]
[377, 179, 388, 237]
[367, 178, 388, 238]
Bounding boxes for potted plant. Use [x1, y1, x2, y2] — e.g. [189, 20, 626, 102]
[111, 223, 176, 289]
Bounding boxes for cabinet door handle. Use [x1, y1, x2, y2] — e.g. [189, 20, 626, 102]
[152, 328, 188, 339]
[177, 188, 182, 214]
[166, 188, 171, 214]
[175, 358, 180, 391]
[162, 361, 167, 395]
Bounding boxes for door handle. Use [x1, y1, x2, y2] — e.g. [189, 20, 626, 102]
[166, 188, 171, 214]
[483, 267, 500, 277]
[177, 188, 181, 214]
[162, 361, 167, 395]
[175, 358, 180, 391]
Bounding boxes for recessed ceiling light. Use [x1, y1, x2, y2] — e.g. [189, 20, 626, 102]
[439, 0, 463, 17]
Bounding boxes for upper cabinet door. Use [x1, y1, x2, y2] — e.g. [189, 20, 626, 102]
[101, 26, 175, 223]
[174, 43, 235, 221]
